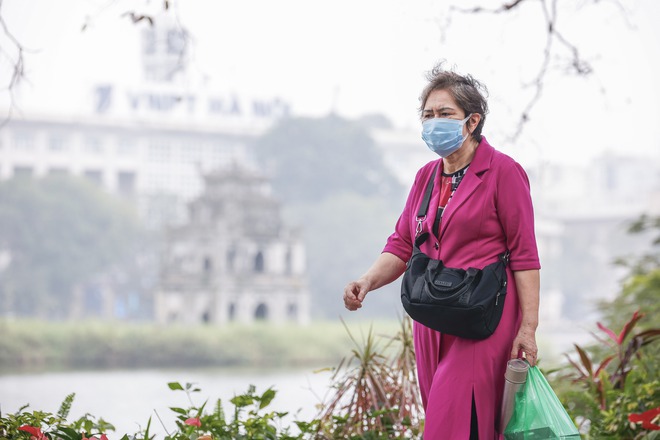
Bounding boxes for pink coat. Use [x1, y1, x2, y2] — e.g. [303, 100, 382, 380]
[383, 137, 541, 439]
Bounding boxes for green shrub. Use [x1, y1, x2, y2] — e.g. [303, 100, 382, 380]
[551, 311, 660, 439]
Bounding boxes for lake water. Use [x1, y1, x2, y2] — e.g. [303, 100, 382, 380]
[0, 367, 333, 437]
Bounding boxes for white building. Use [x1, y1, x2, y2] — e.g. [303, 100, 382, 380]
[0, 115, 263, 228]
[0, 17, 290, 228]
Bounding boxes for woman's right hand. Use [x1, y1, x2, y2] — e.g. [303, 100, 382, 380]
[343, 279, 371, 311]
[342, 253, 406, 311]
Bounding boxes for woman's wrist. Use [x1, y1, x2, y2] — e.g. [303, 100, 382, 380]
[519, 317, 538, 331]
[358, 275, 374, 292]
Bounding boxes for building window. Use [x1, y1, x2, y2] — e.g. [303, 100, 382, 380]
[84, 169, 103, 185]
[203, 257, 213, 274]
[148, 140, 172, 162]
[117, 171, 136, 196]
[117, 138, 137, 156]
[254, 251, 264, 273]
[287, 303, 297, 319]
[285, 248, 292, 275]
[209, 142, 229, 163]
[167, 29, 186, 55]
[12, 132, 35, 151]
[227, 248, 236, 272]
[49, 168, 69, 176]
[48, 135, 68, 152]
[84, 137, 104, 155]
[182, 140, 202, 163]
[13, 166, 33, 178]
[254, 303, 268, 320]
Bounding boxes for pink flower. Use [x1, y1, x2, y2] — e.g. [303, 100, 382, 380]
[101, 435, 109, 440]
[18, 426, 47, 440]
[185, 417, 201, 427]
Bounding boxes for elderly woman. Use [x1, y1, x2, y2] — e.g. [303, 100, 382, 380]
[343, 63, 541, 439]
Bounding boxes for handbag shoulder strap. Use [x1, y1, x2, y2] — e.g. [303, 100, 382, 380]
[415, 163, 439, 237]
[417, 163, 439, 218]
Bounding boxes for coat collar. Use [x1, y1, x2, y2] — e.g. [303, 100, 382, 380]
[461, 136, 494, 175]
[436, 137, 494, 241]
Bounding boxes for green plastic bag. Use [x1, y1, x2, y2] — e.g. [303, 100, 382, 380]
[504, 365, 581, 439]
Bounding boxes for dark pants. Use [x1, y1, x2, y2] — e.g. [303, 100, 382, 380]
[470, 394, 479, 440]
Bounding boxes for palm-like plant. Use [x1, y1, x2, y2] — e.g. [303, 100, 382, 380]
[314, 317, 423, 439]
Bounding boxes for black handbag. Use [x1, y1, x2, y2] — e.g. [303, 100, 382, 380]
[400, 165, 510, 339]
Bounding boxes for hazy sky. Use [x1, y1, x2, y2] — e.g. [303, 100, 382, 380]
[2, 0, 660, 166]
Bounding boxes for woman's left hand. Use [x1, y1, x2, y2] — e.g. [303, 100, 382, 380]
[510, 325, 538, 366]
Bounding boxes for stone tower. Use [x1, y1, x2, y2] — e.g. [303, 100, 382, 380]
[155, 162, 310, 325]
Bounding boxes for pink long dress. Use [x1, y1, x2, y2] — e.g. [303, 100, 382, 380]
[383, 138, 541, 439]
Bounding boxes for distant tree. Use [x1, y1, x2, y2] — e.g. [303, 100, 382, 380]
[601, 214, 660, 331]
[251, 114, 404, 205]
[251, 115, 406, 319]
[0, 175, 147, 319]
[284, 194, 403, 320]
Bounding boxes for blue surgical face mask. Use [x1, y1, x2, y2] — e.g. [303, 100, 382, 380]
[421, 114, 472, 157]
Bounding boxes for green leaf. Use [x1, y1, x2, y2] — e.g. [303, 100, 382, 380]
[57, 393, 76, 420]
[53, 427, 82, 440]
[230, 394, 255, 408]
[167, 382, 184, 391]
[259, 389, 276, 410]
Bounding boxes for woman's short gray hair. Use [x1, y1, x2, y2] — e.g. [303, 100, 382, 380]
[418, 61, 489, 142]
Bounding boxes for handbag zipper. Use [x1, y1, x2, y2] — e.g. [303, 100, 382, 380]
[496, 280, 508, 306]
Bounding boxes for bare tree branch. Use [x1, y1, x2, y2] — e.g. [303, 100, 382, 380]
[447, 0, 601, 141]
[0, 0, 26, 126]
[121, 12, 155, 26]
[509, 0, 555, 142]
[450, 0, 530, 14]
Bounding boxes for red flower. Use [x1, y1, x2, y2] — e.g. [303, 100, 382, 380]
[18, 425, 47, 440]
[100, 435, 109, 440]
[629, 406, 660, 431]
[185, 417, 201, 427]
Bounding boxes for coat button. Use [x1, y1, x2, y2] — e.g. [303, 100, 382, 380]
[434, 242, 439, 250]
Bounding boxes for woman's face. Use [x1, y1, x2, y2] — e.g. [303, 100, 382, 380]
[422, 89, 466, 122]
